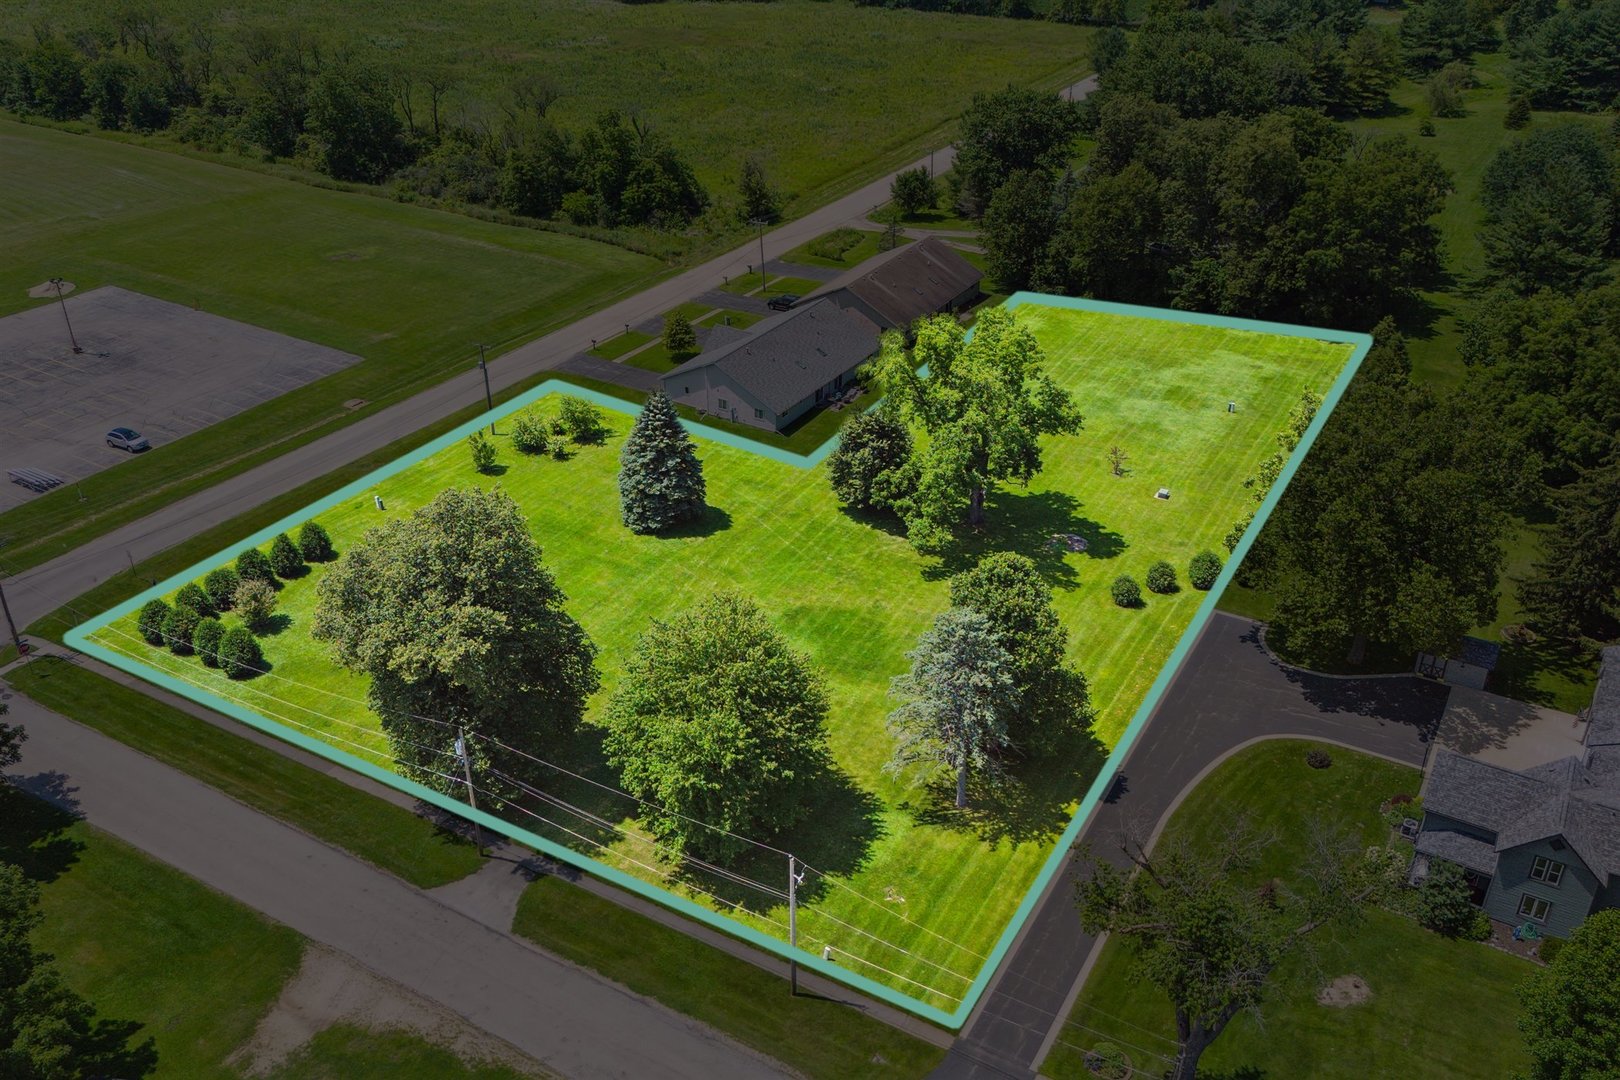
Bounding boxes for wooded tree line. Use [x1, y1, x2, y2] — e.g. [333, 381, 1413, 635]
[0, 16, 713, 232]
[960, 0, 1620, 663]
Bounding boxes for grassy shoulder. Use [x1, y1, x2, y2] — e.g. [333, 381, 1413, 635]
[782, 228, 910, 270]
[1041, 739, 1533, 1080]
[512, 874, 944, 1080]
[4, 659, 484, 890]
[268, 1026, 545, 1080]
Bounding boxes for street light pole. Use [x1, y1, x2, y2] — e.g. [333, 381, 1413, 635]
[749, 217, 768, 295]
[50, 278, 83, 354]
[788, 853, 799, 996]
[476, 344, 494, 433]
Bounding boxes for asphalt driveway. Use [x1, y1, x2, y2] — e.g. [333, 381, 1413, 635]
[933, 611, 1449, 1079]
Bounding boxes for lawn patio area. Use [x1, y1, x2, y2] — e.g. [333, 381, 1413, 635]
[73, 296, 1359, 1020]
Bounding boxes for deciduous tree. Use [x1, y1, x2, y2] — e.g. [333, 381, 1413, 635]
[826, 408, 915, 513]
[951, 87, 1080, 214]
[662, 311, 698, 358]
[873, 309, 1083, 549]
[313, 487, 598, 798]
[602, 593, 830, 861]
[1518, 909, 1620, 1079]
[890, 166, 937, 217]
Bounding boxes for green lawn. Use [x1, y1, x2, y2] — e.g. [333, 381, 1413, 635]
[699, 308, 764, 330]
[513, 874, 943, 1079]
[1041, 740, 1534, 1080]
[0, 1, 1091, 212]
[781, 228, 910, 270]
[586, 330, 655, 360]
[622, 341, 697, 373]
[0, 119, 661, 575]
[718, 273, 827, 298]
[5, 659, 485, 889]
[88, 303, 1353, 1010]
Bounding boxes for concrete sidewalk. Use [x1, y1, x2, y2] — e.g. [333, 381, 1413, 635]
[0, 691, 789, 1080]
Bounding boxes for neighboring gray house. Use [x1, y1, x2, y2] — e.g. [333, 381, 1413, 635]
[1411, 646, 1620, 937]
[660, 298, 880, 432]
[811, 236, 982, 335]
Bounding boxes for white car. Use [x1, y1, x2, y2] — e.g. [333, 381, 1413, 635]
[106, 427, 151, 452]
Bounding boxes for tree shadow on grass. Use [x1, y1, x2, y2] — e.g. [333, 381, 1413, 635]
[906, 731, 1109, 847]
[838, 503, 910, 541]
[658, 505, 733, 540]
[252, 613, 294, 638]
[924, 489, 1127, 588]
[0, 779, 85, 884]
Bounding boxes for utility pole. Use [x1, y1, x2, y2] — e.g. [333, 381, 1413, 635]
[0, 580, 25, 657]
[476, 344, 494, 433]
[50, 278, 83, 354]
[788, 853, 799, 995]
[749, 218, 768, 295]
[455, 729, 486, 857]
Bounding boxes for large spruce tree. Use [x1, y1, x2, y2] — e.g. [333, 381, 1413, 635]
[618, 392, 707, 534]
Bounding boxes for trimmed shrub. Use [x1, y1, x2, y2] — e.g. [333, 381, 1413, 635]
[269, 532, 304, 578]
[174, 582, 215, 618]
[236, 547, 275, 585]
[1306, 747, 1333, 769]
[1189, 550, 1223, 591]
[1146, 560, 1178, 594]
[204, 567, 240, 611]
[1111, 575, 1141, 608]
[138, 599, 171, 645]
[468, 429, 498, 473]
[219, 626, 265, 680]
[193, 617, 225, 666]
[298, 521, 335, 562]
[234, 578, 278, 629]
[1418, 118, 1437, 137]
[162, 605, 200, 656]
[558, 397, 608, 444]
[1084, 1043, 1132, 1080]
[511, 410, 552, 454]
[1418, 859, 1480, 937]
[1539, 937, 1563, 965]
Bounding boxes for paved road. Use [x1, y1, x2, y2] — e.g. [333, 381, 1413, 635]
[0, 689, 789, 1080]
[930, 612, 1450, 1079]
[5, 75, 1099, 630]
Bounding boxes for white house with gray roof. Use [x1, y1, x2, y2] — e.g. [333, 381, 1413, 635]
[1411, 645, 1620, 937]
[661, 298, 881, 432]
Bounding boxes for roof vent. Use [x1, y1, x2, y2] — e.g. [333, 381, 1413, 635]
[1551, 837, 1567, 851]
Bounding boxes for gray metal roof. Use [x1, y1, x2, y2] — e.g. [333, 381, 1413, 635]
[1423, 748, 1620, 880]
[1415, 826, 1500, 875]
[663, 298, 880, 414]
[811, 236, 982, 331]
[1457, 636, 1502, 670]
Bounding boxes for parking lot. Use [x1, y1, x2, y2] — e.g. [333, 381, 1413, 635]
[1, 286, 362, 511]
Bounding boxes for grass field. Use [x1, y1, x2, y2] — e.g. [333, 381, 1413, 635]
[1041, 740, 1533, 1080]
[0, 118, 661, 574]
[0, 0, 1091, 211]
[83, 302, 1354, 1010]
[782, 229, 909, 270]
[513, 875, 943, 1078]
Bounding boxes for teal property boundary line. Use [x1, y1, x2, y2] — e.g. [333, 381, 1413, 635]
[65, 292, 1371, 1029]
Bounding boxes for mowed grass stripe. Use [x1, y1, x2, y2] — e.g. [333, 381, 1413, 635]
[91, 305, 1352, 1004]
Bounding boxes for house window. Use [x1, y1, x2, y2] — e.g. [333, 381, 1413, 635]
[754, 408, 764, 419]
[718, 398, 728, 410]
[1530, 856, 1565, 886]
[1518, 894, 1551, 923]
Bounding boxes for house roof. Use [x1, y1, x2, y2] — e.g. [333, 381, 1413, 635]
[662, 298, 880, 414]
[1587, 645, 1620, 749]
[811, 236, 982, 331]
[1415, 825, 1499, 875]
[1424, 748, 1620, 881]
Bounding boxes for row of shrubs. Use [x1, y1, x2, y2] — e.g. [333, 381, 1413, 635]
[1110, 550, 1223, 608]
[472, 397, 609, 473]
[134, 520, 337, 679]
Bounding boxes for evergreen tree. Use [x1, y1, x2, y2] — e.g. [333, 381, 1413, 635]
[218, 626, 265, 680]
[137, 600, 171, 646]
[618, 392, 707, 534]
[298, 520, 336, 562]
[1521, 455, 1620, 645]
[736, 156, 782, 223]
[662, 311, 698, 358]
[886, 608, 1018, 808]
[236, 547, 275, 585]
[269, 532, 304, 578]
[204, 567, 240, 611]
[174, 582, 215, 618]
